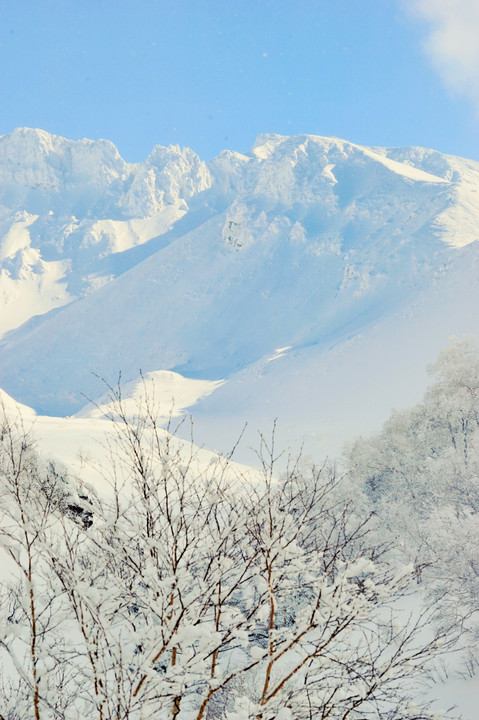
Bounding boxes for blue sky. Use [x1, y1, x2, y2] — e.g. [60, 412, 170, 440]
[1, 0, 479, 162]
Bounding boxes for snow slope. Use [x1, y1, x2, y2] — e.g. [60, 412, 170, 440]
[1, 130, 479, 457]
[0, 383, 256, 499]
[184, 240, 479, 461]
[76, 370, 225, 423]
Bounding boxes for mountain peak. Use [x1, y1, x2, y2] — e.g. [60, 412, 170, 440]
[1, 126, 123, 159]
[250, 132, 355, 160]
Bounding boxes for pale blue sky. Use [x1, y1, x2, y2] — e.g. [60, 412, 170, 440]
[1, 0, 478, 161]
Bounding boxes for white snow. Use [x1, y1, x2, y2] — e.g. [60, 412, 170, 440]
[1, 128, 479, 719]
[1, 128, 479, 459]
[76, 370, 225, 422]
[360, 145, 449, 184]
[0, 211, 38, 260]
[0, 127, 211, 339]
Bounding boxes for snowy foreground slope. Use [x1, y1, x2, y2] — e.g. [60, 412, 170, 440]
[0, 128, 479, 456]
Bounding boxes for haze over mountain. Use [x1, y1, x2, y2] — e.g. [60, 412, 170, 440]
[1, 127, 478, 455]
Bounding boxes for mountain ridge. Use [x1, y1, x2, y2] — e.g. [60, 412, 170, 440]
[1, 128, 478, 454]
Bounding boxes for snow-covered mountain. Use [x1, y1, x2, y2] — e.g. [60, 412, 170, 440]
[0, 127, 211, 334]
[1, 128, 479, 456]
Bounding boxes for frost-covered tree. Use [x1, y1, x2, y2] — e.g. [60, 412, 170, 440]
[347, 338, 479, 524]
[346, 336, 479, 656]
[0, 404, 80, 719]
[0, 388, 459, 720]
